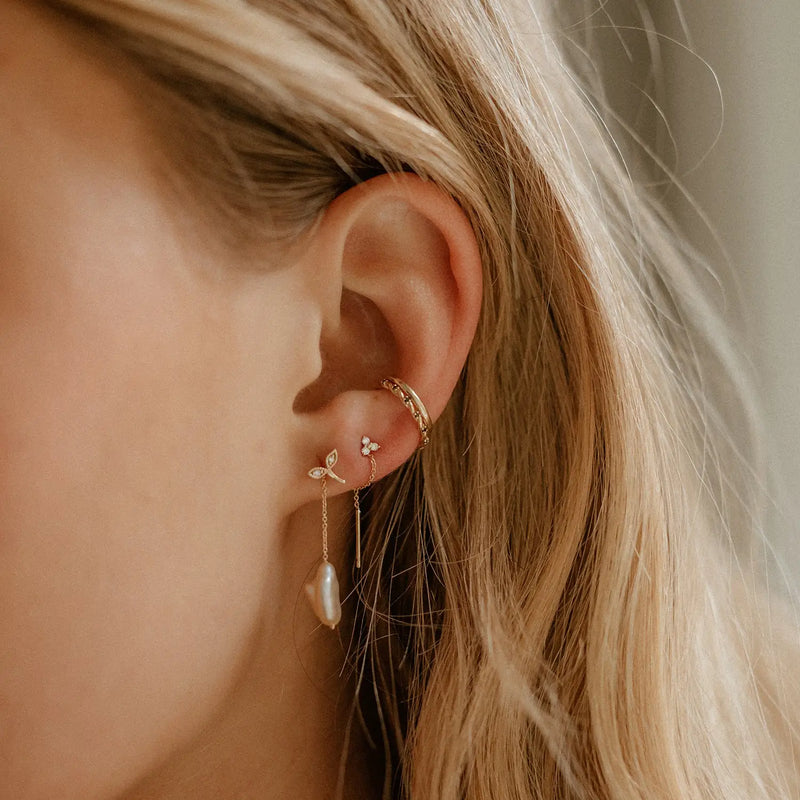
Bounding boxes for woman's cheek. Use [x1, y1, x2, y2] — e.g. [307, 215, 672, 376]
[0, 285, 264, 800]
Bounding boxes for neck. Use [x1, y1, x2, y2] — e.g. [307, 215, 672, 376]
[120, 502, 377, 800]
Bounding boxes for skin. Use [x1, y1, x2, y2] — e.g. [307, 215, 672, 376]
[0, 3, 482, 798]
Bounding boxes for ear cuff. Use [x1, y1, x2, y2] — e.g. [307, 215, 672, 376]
[380, 377, 431, 449]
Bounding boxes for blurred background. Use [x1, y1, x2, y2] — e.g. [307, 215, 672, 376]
[563, 2, 800, 581]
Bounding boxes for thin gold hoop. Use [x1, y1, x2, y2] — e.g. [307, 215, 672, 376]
[381, 377, 431, 449]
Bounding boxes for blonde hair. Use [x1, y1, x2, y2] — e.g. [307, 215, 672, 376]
[44, 0, 800, 797]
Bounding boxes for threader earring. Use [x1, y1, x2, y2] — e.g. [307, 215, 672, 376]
[306, 449, 345, 629]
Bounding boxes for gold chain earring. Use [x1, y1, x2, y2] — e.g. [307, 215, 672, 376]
[306, 449, 345, 629]
[353, 436, 379, 568]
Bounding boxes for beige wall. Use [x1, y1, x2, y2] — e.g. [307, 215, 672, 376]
[583, 2, 800, 575]
[660, 3, 800, 577]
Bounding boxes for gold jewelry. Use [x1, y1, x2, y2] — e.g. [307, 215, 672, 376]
[380, 377, 431, 449]
[305, 449, 345, 629]
[353, 436, 379, 568]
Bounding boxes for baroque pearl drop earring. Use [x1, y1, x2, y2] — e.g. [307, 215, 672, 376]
[306, 449, 345, 629]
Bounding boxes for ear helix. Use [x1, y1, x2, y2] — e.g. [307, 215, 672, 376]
[303, 377, 431, 630]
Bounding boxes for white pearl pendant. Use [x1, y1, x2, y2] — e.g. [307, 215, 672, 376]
[304, 561, 342, 629]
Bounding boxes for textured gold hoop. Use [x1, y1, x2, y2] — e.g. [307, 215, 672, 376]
[381, 377, 431, 449]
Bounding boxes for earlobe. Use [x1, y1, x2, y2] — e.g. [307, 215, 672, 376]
[292, 172, 482, 499]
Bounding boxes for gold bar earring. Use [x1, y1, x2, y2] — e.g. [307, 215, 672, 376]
[353, 436, 379, 568]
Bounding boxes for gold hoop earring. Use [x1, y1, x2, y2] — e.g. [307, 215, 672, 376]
[353, 436, 379, 568]
[380, 377, 431, 449]
[306, 449, 345, 629]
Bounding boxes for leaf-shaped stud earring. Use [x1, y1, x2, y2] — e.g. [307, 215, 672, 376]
[304, 561, 341, 630]
[307, 449, 345, 483]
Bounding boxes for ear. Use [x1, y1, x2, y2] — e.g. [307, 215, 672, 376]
[289, 172, 482, 502]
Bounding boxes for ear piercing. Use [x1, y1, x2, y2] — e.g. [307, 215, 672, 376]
[304, 378, 429, 630]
